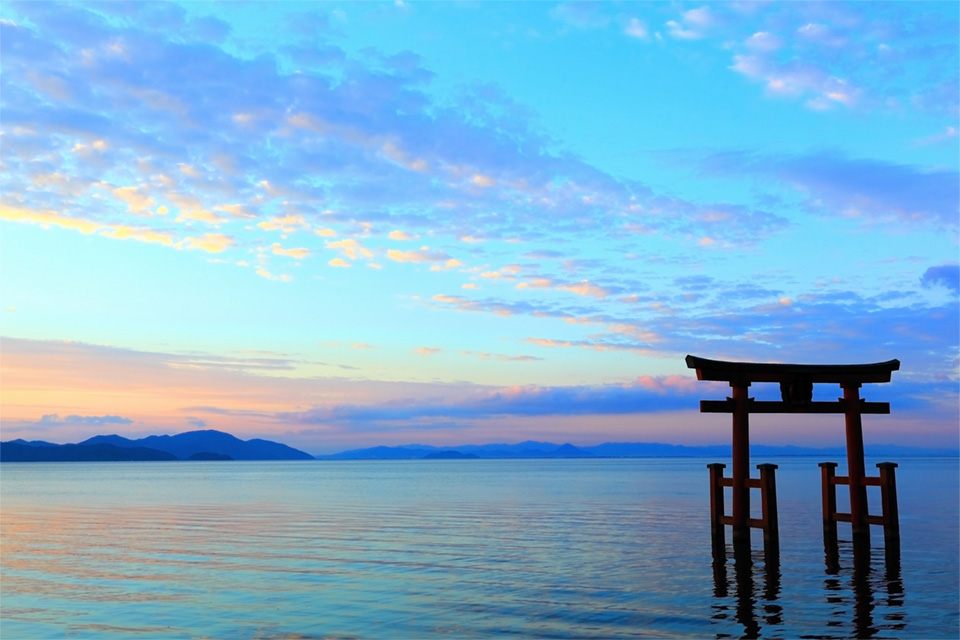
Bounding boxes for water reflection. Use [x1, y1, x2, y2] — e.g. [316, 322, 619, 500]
[710, 541, 782, 638]
[823, 538, 905, 638]
[711, 538, 905, 638]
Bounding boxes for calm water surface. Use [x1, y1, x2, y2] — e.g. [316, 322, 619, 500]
[2, 458, 957, 639]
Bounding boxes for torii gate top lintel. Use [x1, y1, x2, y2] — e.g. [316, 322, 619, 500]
[685, 355, 900, 385]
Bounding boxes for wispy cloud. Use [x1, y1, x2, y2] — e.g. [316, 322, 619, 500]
[921, 264, 960, 294]
[38, 413, 133, 425]
[697, 150, 958, 227]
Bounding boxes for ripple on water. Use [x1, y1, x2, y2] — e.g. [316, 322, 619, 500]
[1, 458, 957, 639]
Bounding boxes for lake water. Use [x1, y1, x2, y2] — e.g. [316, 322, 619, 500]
[2, 458, 957, 639]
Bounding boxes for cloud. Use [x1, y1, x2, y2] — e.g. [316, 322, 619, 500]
[0, 0, 834, 283]
[730, 54, 861, 108]
[2, 204, 177, 247]
[666, 6, 714, 40]
[387, 246, 452, 263]
[39, 413, 133, 425]
[214, 204, 256, 219]
[745, 31, 783, 52]
[175, 208, 227, 224]
[282, 377, 708, 425]
[795, 22, 846, 48]
[111, 185, 156, 214]
[624, 18, 648, 40]
[430, 258, 464, 272]
[698, 150, 959, 227]
[177, 233, 235, 253]
[914, 125, 958, 147]
[259, 215, 311, 233]
[461, 350, 543, 362]
[414, 347, 443, 357]
[1, 204, 102, 234]
[921, 264, 960, 294]
[516, 277, 555, 290]
[557, 280, 610, 299]
[327, 238, 373, 260]
[271, 243, 311, 259]
[100, 225, 174, 246]
[255, 267, 292, 281]
[551, 2, 613, 30]
[471, 174, 495, 187]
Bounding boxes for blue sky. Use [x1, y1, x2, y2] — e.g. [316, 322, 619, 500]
[1, 1, 957, 453]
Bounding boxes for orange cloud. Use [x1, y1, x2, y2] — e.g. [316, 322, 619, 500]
[430, 258, 464, 271]
[327, 238, 373, 260]
[100, 225, 174, 246]
[1, 204, 101, 234]
[258, 214, 310, 232]
[214, 204, 256, 219]
[516, 277, 554, 290]
[177, 233, 235, 253]
[112, 186, 156, 214]
[387, 246, 451, 263]
[558, 280, 609, 299]
[176, 208, 227, 224]
[271, 243, 311, 259]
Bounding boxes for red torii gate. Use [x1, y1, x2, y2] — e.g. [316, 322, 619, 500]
[686, 355, 901, 549]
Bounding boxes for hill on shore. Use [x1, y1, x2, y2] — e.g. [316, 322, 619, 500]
[1, 430, 313, 462]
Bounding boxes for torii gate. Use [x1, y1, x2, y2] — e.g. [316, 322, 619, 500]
[686, 355, 901, 549]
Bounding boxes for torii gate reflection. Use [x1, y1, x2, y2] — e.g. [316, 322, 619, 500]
[685, 355, 901, 554]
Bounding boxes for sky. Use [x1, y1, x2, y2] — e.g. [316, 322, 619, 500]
[1, 1, 957, 455]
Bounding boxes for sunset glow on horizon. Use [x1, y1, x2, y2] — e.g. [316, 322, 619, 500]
[1, 1, 957, 454]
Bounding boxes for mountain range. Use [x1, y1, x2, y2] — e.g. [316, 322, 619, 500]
[2, 430, 956, 462]
[315, 441, 959, 460]
[1, 430, 313, 462]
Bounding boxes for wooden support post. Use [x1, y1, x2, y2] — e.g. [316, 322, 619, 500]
[842, 384, 870, 540]
[757, 463, 779, 549]
[819, 462, 839, 543]
[730, 382, 751, 543]
[876, 462, 900, 544]
[707, 463, 727, 549]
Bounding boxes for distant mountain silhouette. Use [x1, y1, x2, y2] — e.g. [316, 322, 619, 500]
[2, 429, 313, 462]
[1, 441, 176, 462]
[7, 438, 60, 447]
[4, 431, 955, 463]
[323, 445, 437, 460]
[81, 429, 313, 460]
[422, 450, 480, 459]
[316, 441, 959, 460]
[188, 451, 234, 461]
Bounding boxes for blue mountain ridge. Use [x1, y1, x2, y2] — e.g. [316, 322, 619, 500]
[7, 438, 60, 447]
[1, 441, 177, 462]
[81, 430, 313, 460]
[1, 430, 313, 462]
[3, 431, 955, 463]
[315, 441, 959, 460]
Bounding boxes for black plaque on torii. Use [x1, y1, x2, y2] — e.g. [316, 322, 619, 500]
[686, 355, 901, 552]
